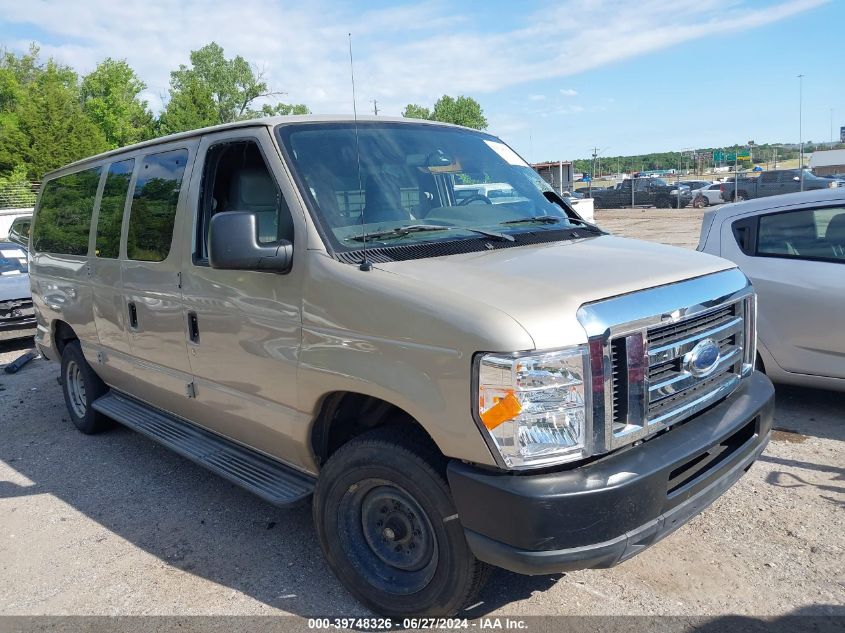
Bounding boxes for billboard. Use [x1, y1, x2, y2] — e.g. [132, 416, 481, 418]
[841, 126, 845, 143]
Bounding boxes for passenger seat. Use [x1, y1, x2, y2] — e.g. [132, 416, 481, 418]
[228, 168, 292, 243]
[825, 212, 845, 258]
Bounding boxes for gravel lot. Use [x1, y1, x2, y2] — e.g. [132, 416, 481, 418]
[0, 209, 842, 626]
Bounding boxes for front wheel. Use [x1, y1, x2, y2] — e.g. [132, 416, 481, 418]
[313, 427, 488, 617]
[655, 195, 671, 209]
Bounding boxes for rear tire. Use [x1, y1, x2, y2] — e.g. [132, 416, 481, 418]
[60, 340, 110, 434]
[313, 427, 488, 617]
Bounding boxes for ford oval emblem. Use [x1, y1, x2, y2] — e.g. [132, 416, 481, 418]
[684, 338, 721, 378]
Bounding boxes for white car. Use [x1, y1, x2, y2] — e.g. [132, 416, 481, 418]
[693, 183, 724, 206]
[698, 189, 845, 391]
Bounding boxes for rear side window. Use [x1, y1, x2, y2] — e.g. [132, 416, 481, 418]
[127, 149, 188, 262]
[756, 207, 845, 261]
[95, 158, 135, 258]
[32, 167, 102, 255]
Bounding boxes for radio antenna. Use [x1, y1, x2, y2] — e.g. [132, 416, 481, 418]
[348, 33, 371, 271]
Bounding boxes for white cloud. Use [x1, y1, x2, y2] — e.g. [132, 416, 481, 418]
[528, 94, 546, 101]
[0, 0, 827, 117]
[560, 88, 578, 97]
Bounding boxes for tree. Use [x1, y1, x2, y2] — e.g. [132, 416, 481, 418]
[17, 63, 108, 179]
[401, 104, 432, 120]
[402, 95, 487, 129]
[80, 58, 155, 148]
[0, 47, 108, 179]
[431, 95, 487, 130]
[160, 42, 308, 134]
[158, 76, 218, 135]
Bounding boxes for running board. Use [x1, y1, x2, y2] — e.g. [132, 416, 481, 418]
[92, 392, 315, 507]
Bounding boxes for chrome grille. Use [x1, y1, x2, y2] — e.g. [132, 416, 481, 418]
[609, 300, 745, 435]
[578, 269, 756, 455]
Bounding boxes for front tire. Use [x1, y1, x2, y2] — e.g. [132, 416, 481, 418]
[60, 340, 110, 434]
[313, 427, 488, 617]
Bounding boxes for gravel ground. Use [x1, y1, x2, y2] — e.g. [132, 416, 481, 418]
[0, 209, 842, 625]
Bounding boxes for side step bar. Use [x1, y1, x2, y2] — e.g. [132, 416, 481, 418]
[92, 391, 315, 507]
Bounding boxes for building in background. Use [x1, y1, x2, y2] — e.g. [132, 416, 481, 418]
[531, 161, 575, 194]
[809, 149, 845, 176]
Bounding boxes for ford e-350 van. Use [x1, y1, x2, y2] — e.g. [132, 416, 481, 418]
[28, 115, 774, 617]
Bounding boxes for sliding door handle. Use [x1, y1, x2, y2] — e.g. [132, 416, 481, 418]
[187, 311, 200, 344]
[127, 301, 138, 330]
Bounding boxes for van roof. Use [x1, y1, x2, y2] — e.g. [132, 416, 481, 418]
[48, 114, 471, 178]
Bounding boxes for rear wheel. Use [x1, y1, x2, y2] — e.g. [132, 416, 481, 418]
[60, 340, 110, 434]
[313, 427, 488, 617]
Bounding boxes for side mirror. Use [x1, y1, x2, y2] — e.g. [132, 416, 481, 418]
[209, 211, 292, 272]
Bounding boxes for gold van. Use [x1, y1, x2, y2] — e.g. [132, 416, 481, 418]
[29, 116, 774, 616]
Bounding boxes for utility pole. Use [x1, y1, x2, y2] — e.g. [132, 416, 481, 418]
[798, 74, 804, 192]
[589, 147, 598, 198]
[832, 108, 835, 148]
[371, 99, 379, 115]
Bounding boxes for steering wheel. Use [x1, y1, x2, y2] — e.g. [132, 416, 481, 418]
[457, 194, 493, 206]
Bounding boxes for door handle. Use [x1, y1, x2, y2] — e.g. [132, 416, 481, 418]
[187, 311, 200, 344]
[127, 301, 138, 330]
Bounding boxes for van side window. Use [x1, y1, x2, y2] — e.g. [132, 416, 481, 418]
[32, 166, 102, 255]
[127, 149, 188, 262]
[95, 158, 134, 258]
[196, 140, 293, 261]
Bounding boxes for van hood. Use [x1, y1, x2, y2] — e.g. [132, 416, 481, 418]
[375, 234, 735, 350]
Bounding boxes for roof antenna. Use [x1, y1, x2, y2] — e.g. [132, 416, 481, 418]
[348, 33, 371, 271]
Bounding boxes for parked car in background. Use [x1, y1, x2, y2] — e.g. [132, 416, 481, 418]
[679, 180, 713, 192]
[699, 189, 845, 391]
[588, 177, 691, 208]
[0, 241, 34, 341]
[7, 214, 31, 248]
[0, 207, 34, 241]
[692, 183, 724, 207]
[720, 169, 842, 202]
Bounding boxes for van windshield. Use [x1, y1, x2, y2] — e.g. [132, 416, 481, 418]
[276, 122, 578, 252]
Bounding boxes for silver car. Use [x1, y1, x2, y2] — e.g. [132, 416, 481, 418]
[698, 189, 845, 391]
[0, 240, 34, 340]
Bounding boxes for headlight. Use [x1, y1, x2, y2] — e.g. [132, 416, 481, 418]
[829, 180, 839, 188]
[474, 346, 590, 469]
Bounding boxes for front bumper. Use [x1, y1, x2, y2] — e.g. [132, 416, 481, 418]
[447, 371, 774, 575]
[0, 300, 35, 339]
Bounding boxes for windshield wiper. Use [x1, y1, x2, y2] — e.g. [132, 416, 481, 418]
[347, 224, 515, 243]
[500, 215, 563, 225]
[501, 215, 603, 233]
[347, 224, 451, 242]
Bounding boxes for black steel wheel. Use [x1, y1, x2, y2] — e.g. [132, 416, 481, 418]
[313, 426, 488, 617]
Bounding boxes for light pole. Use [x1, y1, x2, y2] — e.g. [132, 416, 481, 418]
[832, 108, 835, 148]
[798, 74, 804, 192]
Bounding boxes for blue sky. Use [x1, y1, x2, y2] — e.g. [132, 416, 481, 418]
[1, 0, 842, 162]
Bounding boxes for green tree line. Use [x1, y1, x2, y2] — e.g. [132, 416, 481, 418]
[0, 42, 309, 180]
